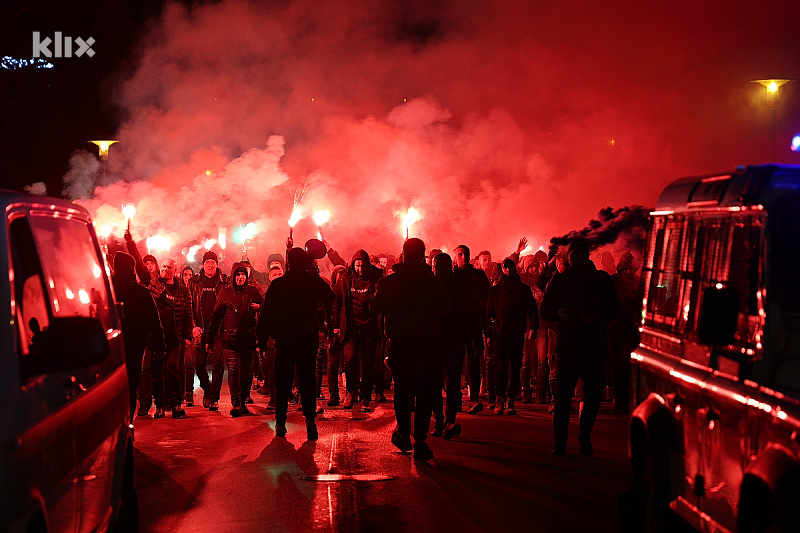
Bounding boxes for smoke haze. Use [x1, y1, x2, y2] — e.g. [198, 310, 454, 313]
[72, 0, 800, 268]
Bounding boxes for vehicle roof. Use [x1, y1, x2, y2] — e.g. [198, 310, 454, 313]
[656, 164, 800, 213]
[0, 189, 90, 218]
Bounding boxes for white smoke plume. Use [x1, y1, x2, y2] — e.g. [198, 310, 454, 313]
[24, 182, 47, 195]
[63, 150, 101, 200]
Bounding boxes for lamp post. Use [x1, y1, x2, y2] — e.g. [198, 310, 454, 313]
[89, 140, 118, 186]
[751, 79, 793, 161]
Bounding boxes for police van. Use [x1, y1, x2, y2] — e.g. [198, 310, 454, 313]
[0, 190, 136, 531]
[626, 164, 800, 532]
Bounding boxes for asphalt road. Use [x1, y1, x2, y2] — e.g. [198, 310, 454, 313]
[133, 384, 633, 532]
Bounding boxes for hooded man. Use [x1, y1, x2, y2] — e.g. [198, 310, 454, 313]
[206, 262, 263, 417]
[485, 258, 539, 415]
[111, 251, 166, 420]
[257, 248, 335, 440]
[332, 249, 383, 411]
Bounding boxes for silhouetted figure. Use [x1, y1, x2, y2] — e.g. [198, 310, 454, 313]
[111, 251, 166, 420]
[258, 247, 334, 440]
[371, 238, 451, 462]
[608, 252, 640, 411]
[540, 239, 620, 456]
[486, 258, 538, 415]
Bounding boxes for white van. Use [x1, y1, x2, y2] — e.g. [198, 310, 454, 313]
[0, 190, 136, 532]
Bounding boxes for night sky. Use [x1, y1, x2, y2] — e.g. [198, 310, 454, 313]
[2, 0, 800, 263]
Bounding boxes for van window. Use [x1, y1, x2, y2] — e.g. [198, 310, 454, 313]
[28, 214, 113, 332]
[643, 212, 763, 353]
[10, 217, 49, 355]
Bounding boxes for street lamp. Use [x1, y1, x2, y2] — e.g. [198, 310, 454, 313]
[89, 140, 118, 186]
[751, 79, 793, 161]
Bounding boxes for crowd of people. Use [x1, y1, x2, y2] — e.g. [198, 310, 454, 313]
[109, 230, 641, 461]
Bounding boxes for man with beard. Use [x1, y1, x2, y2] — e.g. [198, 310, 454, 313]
[189, 251, 230, 411]
[151, 258, 194, 418]
[206, 263, 263, 417]
[257, 248, 334, 440]
[485, 258, 539, 415]
[333, 249, 383, 412]
[540, 239, 620, 456]
[452, 245, 490, 415]
[371, 238, 451, 462]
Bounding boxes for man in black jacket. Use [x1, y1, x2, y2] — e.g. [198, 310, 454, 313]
[151, 258, 194, 418]
[540, 239, 620, 456]
[206, 263, 263, 417]
[333, 249, 383, 412]
[452, 245, 490, 415]
[486, 258, 539, 415]
[189, 251, 230, 410]
[371, 238, 451, 462]
[112, 252, 166, 420]
[257, 248, 334, 440]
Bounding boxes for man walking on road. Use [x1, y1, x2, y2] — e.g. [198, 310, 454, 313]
[371, 238, 451, 462]
[540, 239, 620, 456]
[257, 248, 334, 440]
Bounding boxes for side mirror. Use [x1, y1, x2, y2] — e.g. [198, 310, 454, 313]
[698, 286, 738, 346]
[22, 316, 109, 377]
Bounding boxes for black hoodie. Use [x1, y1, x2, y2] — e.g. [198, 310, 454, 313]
[207, 262, 263, 351]
[111, 252, 166, 354]
[332, 249, 383, 340]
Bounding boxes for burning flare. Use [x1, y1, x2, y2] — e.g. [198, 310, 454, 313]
[401, 207, 421, 239]
[313, 210, 330, 226]
[147, 235, 171, 253]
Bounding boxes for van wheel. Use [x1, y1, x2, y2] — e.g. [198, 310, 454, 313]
[113, 484, 138, 533]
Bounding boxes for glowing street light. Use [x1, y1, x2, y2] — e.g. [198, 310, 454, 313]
[89, 140, 118, 187]
[752, 78, 793, 161]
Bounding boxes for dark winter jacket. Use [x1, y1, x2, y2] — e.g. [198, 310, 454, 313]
[111, 252, 166, 354]
[486, 272, 539, 337]
[188, 268, 230, 330]
[332, 249, 383, 340]
[371, 261, 451, 341]
[207, 263, 263, 351]
[539, 262, 620, 357]
[452, 263, 490, 324]
[257, 269, 335, 344]
[153, 278, 194, 349]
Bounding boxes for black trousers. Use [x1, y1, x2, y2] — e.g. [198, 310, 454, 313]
[327, 339, 342, 400]
[274, 335, 318, 424]
[343, 326, 378, 400]
[433, 339, 467, 426]
[490, 333, 525, 401]
[258, 345, 276, 399]
[464, 318, 484, 402]
[389, 334, 438, 444]
[125, 342, 145, 419]
[553, 351, 605, 448]
[139, 344, 182, 409]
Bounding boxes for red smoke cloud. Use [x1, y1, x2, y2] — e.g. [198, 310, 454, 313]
[75, 0, 800, 268]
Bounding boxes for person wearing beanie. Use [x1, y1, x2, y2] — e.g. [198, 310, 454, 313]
[205, 263, 263, 417]
[332, 249, 383, 411]
[257, 248, 335, 440]
[485, 258, 538, 416]
[187, 248, 230, 411]
[111, 252, 166, 420]
[371, 238, 451, 462]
